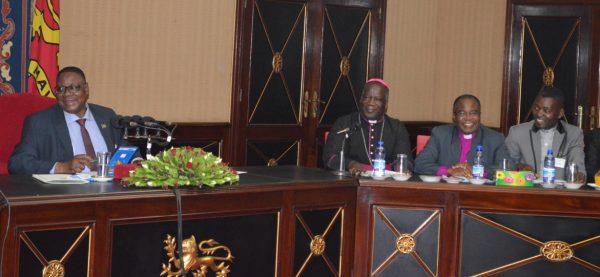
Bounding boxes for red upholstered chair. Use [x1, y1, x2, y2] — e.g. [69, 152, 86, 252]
[416, 135, 431, 156]
[0, 93, 56, 175]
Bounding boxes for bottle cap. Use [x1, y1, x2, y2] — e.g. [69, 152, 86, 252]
[476, 144, 483, 151]
[547, 149, 553, 155]
[378, 140, 384, 146]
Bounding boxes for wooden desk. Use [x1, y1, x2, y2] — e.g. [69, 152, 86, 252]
[354, 180, 600, 277]
[3, 169, 600, 276]
[0, 166, 356, 276]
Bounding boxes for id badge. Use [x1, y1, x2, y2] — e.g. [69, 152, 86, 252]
[555, 157, 566, 168]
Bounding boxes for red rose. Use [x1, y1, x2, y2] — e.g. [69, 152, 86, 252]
[186, 161, 193, 169]
[170, 148, 177, 156]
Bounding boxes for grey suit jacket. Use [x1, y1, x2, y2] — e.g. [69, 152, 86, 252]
[414, 124, 510, 176]
[8, 103, 127, 175]
[505, 120, 585, 180]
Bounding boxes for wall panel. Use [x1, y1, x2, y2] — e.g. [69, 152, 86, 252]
[385, 0, 507, 127]
[60, 0, 236, 122]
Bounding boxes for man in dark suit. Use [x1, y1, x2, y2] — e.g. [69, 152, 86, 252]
[323, 78, 412, 173]
[9, 66, 128, 174]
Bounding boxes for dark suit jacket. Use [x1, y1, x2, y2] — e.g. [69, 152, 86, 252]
[323, 112, 412, 170]
[8, 103, 127, 174]
[585, 128, 600, 182]
[414, 124, 510, 176]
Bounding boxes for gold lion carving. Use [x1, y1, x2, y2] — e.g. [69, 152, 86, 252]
[161, 234, 234, 277]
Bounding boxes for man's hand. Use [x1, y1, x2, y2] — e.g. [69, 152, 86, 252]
[575, 172, 586, 184]
[55, 155, 93, 174]
[515, 163, 534, 172]
[448, 163, 473, 178]
[347, 161, 364, 176]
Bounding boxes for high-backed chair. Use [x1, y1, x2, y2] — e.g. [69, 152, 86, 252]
[0, 93, 56, 175]
[416, 135, 431, 156]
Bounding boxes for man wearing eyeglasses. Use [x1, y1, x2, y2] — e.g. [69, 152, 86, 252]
[415, 94, 510, 178]
[8, 66, 129, 174]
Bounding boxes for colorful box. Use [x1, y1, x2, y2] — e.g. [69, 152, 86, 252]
[496, 171, 535, 187]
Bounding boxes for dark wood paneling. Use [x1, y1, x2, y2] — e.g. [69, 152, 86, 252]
[355, 179, 600, 276]
[0, 167, 356, 277]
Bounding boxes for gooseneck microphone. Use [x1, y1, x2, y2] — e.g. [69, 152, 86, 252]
[112, 115, 176, 148]
[336, 121, 361, 134]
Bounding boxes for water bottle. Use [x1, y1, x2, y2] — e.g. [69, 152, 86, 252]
[472, 144, 484, 178]
[542, 149, 555, 185]
[372, 140, 386, 178]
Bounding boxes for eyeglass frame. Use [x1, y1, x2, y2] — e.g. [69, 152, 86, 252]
[55, 82, 88, 95]
[454, 110, 480, 118]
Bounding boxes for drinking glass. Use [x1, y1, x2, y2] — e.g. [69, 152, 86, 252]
[566, 162, 578, 184]
[96, 151, 111, 177]
[501, 158, 514, 171]
[395, 154, 409, 175]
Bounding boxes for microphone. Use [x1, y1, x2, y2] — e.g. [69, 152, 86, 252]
[111, 115, 132, 128]
[130, 115, 143, 125]
[144, 121, 172, 127]
[134, 115, 172, 128]
[336, 122, 361, 134]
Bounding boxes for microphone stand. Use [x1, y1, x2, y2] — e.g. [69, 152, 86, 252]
[332, 132, 350, 176]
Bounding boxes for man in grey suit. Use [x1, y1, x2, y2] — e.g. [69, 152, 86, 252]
[505, 86, 585, 181]
[9, 66, 129, 175]
[415, 94, 509, 177]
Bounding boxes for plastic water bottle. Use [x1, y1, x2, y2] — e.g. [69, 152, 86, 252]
[472, 144, 484, 178]
[542, 149, 555, 185]
[373, 140, 386, 178]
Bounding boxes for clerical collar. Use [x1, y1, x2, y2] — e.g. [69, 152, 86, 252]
[360, 114, 384, 125]
[463, 133, 473, 139]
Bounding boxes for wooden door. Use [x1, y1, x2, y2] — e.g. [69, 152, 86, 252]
[503, 1, 600, 133]
[231, 0, 385, 167]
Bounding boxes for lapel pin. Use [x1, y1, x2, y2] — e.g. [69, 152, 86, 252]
[101, 123, 107, 129]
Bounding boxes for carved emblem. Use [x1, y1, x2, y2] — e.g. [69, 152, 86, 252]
[339, 56, 350, 76]
[272, 52, 283, 73]
[310, 235, 326, 256]
[161, 234, 234, 277]
[43, 260, 65, 277]
[543, 67, 555, 87]
[540, 241, 572, 262]
[395, 234, 416, 254]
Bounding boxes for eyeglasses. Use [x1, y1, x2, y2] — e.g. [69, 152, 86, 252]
[455, 110, 480, 118]
[55, 83, 87, 95]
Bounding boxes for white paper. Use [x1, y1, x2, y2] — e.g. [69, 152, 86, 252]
[32, 174, 90, 184]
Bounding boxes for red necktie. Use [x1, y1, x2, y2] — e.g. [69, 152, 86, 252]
[77, 118, 96, 158]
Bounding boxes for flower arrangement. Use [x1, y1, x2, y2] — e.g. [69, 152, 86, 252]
[125, 146, 239, 188]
